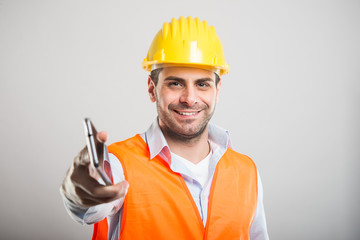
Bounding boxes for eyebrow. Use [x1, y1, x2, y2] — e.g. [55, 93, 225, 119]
[164, 76, 185, 82]
[195, 78, 214, 83]
[164, 76, 215, 84]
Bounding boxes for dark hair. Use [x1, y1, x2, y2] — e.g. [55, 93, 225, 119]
[150, 68, 220, 86]
[150, 68, 163, 86]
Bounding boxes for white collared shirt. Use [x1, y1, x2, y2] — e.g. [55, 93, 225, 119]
[61, 119, 269, 240]
[172, 150, 211, 188]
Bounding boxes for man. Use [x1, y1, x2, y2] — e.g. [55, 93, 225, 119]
[61, 16, 269, 239]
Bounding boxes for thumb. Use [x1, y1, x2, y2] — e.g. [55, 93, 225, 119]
[97, 131, 108, 143]
[114, 180, 130, 198]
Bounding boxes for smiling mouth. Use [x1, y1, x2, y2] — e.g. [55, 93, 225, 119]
[174, 110, 200, 116]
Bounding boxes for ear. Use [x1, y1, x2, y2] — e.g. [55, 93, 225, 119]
[216, 78, 222, 103]
[148, 76, 156, 102]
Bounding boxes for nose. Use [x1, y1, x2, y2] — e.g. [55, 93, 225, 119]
[179, 86, 198, 106]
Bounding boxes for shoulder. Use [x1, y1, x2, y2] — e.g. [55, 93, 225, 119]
[108, 134, 150, 160]
[223, 148, 257, 171]
[109, 134, 147, 151]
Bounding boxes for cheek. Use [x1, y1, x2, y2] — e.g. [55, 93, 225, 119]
[157, 89, 179, 107]
[202, 91, 217, 107]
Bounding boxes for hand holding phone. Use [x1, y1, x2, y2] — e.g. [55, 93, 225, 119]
[83, 118, 113, 185]
[60, 118, 128, 207]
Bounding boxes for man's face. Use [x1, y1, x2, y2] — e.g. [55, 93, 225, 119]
[148, 67, 221, 141]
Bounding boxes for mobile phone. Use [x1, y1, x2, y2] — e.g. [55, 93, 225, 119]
[83, 118, 113, 185]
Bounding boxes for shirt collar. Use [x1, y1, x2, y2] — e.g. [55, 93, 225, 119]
[143, 118, 232, 165]
[144, 119, 170, 160]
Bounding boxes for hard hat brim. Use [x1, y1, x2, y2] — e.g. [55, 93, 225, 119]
[142, 60, 229, 76]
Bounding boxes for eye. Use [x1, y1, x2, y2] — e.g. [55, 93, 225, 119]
[197, 82, 210, 88]
[167, 81, 182, 87]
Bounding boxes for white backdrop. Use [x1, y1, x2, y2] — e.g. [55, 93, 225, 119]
[0, 0, 359, 239]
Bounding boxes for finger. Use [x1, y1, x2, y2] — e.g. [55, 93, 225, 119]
[77, 175, 129, 200]
[64, 163, 129, 207]
[79, 181, 128, 203]
[73, 186, 124, 207]
[74, 146, 90, 166]
[87, 180, 129, 200]
[97, 131, 108, 143]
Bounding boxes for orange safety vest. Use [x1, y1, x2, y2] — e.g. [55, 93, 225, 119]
[92, 134, 258, 240]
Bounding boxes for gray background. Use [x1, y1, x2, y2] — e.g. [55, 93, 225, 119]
[1, 0, 359, 239]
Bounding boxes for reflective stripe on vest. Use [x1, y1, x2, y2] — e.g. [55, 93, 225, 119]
[92, 134, 257, 240]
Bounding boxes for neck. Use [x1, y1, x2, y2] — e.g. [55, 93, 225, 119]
[162, 126, 210, 164]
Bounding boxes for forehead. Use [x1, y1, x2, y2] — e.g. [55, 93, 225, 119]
[159, 67, 216, 81]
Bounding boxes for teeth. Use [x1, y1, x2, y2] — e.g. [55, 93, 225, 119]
[178, 111, 197, 116]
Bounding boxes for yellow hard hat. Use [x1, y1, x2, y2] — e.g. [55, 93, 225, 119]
[142, 16, 229, 76]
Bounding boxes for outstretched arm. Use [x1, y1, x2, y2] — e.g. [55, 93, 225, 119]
[60, 131, 128, 224]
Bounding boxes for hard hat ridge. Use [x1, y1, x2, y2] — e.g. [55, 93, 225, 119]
[142, 16, 229, 75]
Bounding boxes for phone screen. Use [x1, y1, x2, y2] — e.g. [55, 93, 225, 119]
[83, 118, 112, 185]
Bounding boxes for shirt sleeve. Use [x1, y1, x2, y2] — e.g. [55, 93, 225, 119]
[60, 153, 126, 225]
[249, 170, 270, 240]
